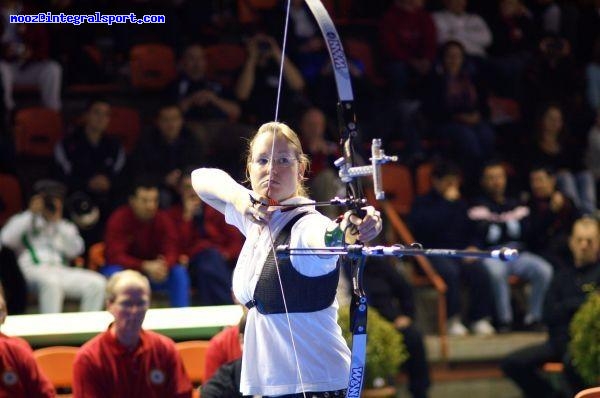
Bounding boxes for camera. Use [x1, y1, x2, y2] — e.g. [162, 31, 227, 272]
[43, 195, 57, 213]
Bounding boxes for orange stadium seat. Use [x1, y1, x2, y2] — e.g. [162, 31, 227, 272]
[0, 173, 22, 226]
[14, 107, 63, 157]
[130, 43, 177, 90]
[33, 346, 79, 396]
[106, 106, 141, 154]
[204, 43, 246, 88]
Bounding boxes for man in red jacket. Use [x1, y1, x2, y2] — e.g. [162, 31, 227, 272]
[0, 285, 55, 398]
[72, 270, 192, 398]
[103, 177, 190, 307]
[167, 172, 242, 305]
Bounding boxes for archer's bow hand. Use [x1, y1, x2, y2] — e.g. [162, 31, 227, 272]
[342, 206, 382, 243]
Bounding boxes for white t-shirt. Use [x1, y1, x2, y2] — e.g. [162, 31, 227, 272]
[225, 192, 351, 396]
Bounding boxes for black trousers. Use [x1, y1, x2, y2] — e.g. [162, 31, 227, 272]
[501, 341, 561, 398]
[400, 325, 430, 398]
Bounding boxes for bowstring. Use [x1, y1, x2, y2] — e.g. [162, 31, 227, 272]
[265, 0, 307, 396]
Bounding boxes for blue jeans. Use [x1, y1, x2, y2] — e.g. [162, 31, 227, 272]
[483, 252, 553, 324]
[100, 264, 190, 307]
[557, 170, 597, 215]
[429, 257, 494, 321]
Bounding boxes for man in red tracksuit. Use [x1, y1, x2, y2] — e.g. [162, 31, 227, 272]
[72, 270, 192, 398]
[103, 177, 190, 307]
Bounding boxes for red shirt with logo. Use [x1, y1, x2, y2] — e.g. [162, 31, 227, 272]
[72, 327, 192, 398]
[0, 334, 55, 398]
[204, 325, 242, 381]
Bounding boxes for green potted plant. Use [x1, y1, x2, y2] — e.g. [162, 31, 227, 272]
[569, 290, 600, 386]
[337, 306, 408, 394]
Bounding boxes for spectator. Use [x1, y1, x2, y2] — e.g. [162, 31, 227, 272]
[235, 33, 305, 125]
[486, 0, 535, 98]
[529, 0, 579, 48]
[296, 107, 342, 218]
[527, 103, 596, 215]
[0, 179, 106, 314]
[502, 216, 600, 397]
[201, 312, 248, 398]
[379, 0, 437, 99]
[0, 244, 26, 315]
[130, 104, 202, 208]
[204, 311, 246, 382]
[585, 107, 600, 188]
[423, 40, 495, 186]
[432, 0, 492, 59]
[168, 44, 245, 177]
[585, 37, 600, 112]
[72, 270, 192, 398]
[362, 257, 431, 398]
[0, 284, 55, 397]
[0, 1, 62, 110]
[103, 177, 190, 308]
[53, 99, 127, 242]
[468, 161, 553, 332]
[522, 35, 581, 116]
[167, 172, 243, 306]
[168, 44, 241, 123]
[526, 165, 579, 269]
[408, 160, 496, 336]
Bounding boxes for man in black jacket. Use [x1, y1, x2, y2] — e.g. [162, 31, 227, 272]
[502, 216, 600, 397]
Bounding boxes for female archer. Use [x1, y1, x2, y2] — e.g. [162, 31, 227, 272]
[192, 121, 382, 397]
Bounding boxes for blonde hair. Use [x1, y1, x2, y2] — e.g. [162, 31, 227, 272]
[105, 270, 151, 303]
[245, 121, 311, 198]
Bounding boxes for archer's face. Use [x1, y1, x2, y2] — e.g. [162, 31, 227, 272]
[248, 133, 302, 202]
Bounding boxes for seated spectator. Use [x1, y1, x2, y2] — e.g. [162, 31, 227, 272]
[487, 0, 535, 98]
[585, 37, 600, 112]
[130, 104, 202, 208]
[527, 103, 596, 215]
[408, 160, 496, 336]
[54, 99, 127, 244]
[0, 244, 26, 315]
[296, 107, 342, 218]
[0, 1, 62, 110]
[362, 257, 431, 398]
[522, 35, 581, 116]
[469, 161, 553, 332]
[423, 40, 495, 186]
[502, 216, 600, 397]
[72, 270, 192, 398]
[204, 311, 245, 382]
[585, 106, 600, 189]
[0, 180, 106, 314]
[201, 312, 247, 398]
[103, 177, 191, 308]
[0, 284, 55, 397]
[379, 0, 437, 99]
[167, 172, 242, 305]
[432, 0, 492, 60]
[235, 33, 305, 125]
[169, 44, 240, 122]
[167, 44, 245, 177]
[526, 165, 579, 269]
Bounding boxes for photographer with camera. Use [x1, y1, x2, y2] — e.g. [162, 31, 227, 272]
[0, 180, 105, 314]
[235, 33, 306, 124]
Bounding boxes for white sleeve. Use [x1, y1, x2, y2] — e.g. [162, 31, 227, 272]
[0, 212, 34, 251]
[191, 168, 250, 216]
[52, 220, 84, 259]
[290, 212, 338, 277]
[464, 15, 492, 49]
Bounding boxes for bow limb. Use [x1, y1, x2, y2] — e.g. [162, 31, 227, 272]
[304, 1, 368, 396]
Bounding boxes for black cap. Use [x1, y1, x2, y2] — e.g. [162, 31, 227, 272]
[32, 179, 67, 199]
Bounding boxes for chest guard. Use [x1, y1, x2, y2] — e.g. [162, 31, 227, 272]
[245, 213, 340, 314]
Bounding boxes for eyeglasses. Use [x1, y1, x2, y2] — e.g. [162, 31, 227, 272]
[251, 155, 298, 168]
